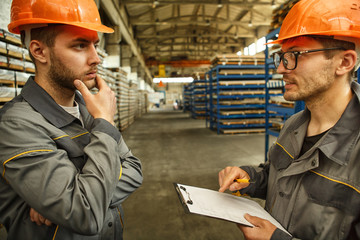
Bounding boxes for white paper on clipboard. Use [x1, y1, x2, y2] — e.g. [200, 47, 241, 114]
[174, 183, 291, 236]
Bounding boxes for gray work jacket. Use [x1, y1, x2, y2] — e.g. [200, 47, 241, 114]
[242, 81, 360, 239]
[0, 77, 143, 239]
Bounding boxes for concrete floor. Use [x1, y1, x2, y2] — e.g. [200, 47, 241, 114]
[0, 108, 274, 240]
[121, 109, 273, 240]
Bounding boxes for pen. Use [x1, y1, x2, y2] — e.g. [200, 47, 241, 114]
[232, 179, 254, 197]
[234, 179, 255, 183]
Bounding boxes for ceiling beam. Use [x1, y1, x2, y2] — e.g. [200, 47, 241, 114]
[146, 60, 211, 68]
[140, 42, 242, 48]
[100, 0, 153, 83]
[136, 33, 255, 39]
[131, 19, 270, 27]
[123, 0, 272, 6]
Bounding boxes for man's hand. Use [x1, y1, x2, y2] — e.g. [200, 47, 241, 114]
[30, 208, 52, 226]
[238, 214, 277, 240]
[74, 76, 116, 125]
[218, 166, 251, 192]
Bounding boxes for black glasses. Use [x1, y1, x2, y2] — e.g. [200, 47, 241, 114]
[273, 47, 346, 70]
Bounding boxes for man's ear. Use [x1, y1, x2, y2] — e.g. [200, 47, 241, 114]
[28, 40, 48, 64]
[335, 50, 357, 76]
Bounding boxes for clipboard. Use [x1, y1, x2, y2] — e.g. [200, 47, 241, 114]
[174, 183, 291, 235]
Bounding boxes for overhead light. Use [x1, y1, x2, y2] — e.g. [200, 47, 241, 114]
[153, 77, 194, 83]
[152, 0, 159, 8]
[248, 10, 253, 27]
[234, 33, 238, 39]
[217, 0, 223, 8]
[271, 0, 276, 8]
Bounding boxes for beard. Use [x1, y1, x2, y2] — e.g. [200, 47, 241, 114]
[283, 63, 335, 102]
[47, 50, 96, 92]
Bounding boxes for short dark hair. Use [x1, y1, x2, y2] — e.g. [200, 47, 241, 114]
[311, 36, 355, 58]
[284, 36, 356, 81]
[20, 24, 63, 66]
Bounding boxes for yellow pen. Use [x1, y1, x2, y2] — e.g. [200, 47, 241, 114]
[234, 178, 255, 183]
[231, 179, 254, 196]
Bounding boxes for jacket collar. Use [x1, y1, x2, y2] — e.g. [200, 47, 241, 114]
[21, 76, 85, 128]
[288, 81, 360, 166]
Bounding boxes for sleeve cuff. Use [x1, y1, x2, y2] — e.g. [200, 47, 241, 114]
[91, 118, 121, 142]
[271, 228, 292, 240]
[238, 166, 257, 195]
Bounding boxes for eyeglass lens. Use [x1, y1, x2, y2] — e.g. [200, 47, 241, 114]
[274, 52, 296, 70]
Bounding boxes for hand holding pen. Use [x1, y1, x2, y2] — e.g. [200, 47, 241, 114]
[218, 166, 254, 193]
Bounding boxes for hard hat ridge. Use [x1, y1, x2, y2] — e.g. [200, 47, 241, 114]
[270, 0, 360, 44]
[8, 0, 114, 34]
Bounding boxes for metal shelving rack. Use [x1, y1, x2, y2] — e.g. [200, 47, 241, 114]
[0, 29, 34, 107]
[208, 64, 270, 134]
[205, 71, 212, 127]
[182, 84, 192, 113]
[191, 78, 207, 119]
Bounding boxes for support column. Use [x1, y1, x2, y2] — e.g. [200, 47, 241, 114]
[120, 44, 132, 73]
[104, 26, 122, 68]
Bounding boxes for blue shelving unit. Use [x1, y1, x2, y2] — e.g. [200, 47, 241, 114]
[191, 78, 208, 119]
[182, 84, 192, 113]
[208, 63, 268, 134]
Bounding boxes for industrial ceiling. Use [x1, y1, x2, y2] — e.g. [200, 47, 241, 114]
[102, 0, 288, 79]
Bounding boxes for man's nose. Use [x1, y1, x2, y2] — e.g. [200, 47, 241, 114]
[88, 45, 101, 66]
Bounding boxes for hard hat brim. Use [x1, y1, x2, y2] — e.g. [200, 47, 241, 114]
[267, 31, 360, 45]
[8, 19, 114, 34]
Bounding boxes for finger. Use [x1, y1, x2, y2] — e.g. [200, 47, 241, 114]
[74, 79, 91, 98]
[218, 170, 225, 190]
[29, 208, 35, 222]
[44, 219, 53, 226]
[33, 212, 41, 226]
[218, 167, 234, 192]
[39, 214, 45, 224]
[219, 168, 240, 192]
[244, 214, 262, 226]
[94, 75, 107, 90]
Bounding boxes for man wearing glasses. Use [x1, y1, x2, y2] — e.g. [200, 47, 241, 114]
[218, 0, 360, 239]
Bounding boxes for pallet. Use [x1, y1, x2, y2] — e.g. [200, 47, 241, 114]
[220, 110, 265, 115]
[0, 31, 22, 46]
[0, 97, 13, 102]
[211, 54, 265, 66]
[219, 90, 265, 96]
[218, 69, 265, 75]
[214, 61, 266, 66]
[219, 119, 266, 125]
[216, 99, 265, 105]
[220, 128, 265, 135]
[269, 121, 284, 129]
[270, 100, 294, 108]
[217, 80, 265, 86]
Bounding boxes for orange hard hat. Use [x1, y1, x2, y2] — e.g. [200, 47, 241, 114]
[270, 0, 360, 45]
[8, 0, 114, 34]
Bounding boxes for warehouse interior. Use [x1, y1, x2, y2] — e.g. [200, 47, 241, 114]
[3, 0, 357, 239]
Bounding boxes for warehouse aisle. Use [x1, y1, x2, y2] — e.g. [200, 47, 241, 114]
[121, 110, 270, 240]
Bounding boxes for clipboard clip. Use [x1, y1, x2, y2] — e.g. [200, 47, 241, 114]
[180, 186, 193, 205]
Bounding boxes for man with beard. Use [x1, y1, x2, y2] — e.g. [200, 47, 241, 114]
[0, 0, 143, 239]
[218, 0, 360, 239]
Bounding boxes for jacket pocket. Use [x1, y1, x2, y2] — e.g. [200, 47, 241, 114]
[303, 171, 360, 215]
[268, 142, 293, 171]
